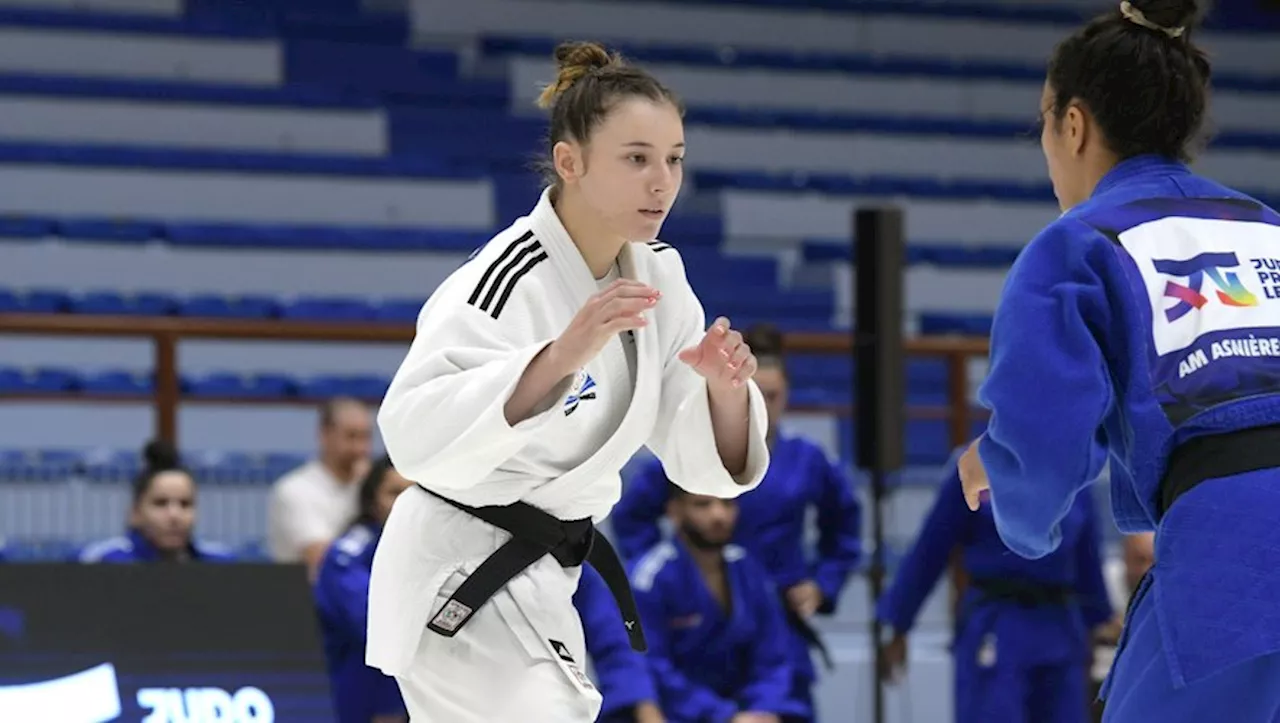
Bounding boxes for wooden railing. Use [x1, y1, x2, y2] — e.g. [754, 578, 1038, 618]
[0, 313, 991, 449]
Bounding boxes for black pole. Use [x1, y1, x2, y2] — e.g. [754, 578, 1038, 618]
[853, 207, 906, 723]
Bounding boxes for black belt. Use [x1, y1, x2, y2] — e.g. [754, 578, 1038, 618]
[420, 486, 647, 652]
[969, 577, 1074, 607]
[1159, 424, 1280, 520]
[782, 603, 834, 671]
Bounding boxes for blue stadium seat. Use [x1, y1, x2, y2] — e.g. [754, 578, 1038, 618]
[0, 214, 56, 239]
[80, 370, 152, 395]
[280, 296, 375, 322]
[57, 217, 160, 243]
[69, 291, 177, 316]
[372, 298, 426, 323]
[183, 372, 295, 399]
[177, 294, 280, 319]
[295, 374, 389, 400]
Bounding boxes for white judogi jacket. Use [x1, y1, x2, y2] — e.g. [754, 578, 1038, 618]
[367, 189, 771, 677]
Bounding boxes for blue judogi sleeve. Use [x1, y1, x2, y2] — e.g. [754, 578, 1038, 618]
[611, 460, 672, 562]
[876, 462, 973, 633]
[812, 457, 862, 612]
[574, 564, 658, 717]
[1072, 495, 1115, 629]
[633, 564, 740, 722]
[978, 219, 1118, 559]
[737, 560, 807, 716]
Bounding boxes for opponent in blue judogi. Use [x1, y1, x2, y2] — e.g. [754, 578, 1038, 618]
[315, 457, 411, 723]
[957, 3, 1280, 720]
[613, 330, 861, 719]
[628, 490, 810, 723]
[879, 453, 1112, 723]
[573, 561, 663, 723]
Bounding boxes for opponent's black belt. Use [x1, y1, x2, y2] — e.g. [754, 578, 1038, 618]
[419, 485, 647, 652]
[969, 577, 1074, 607]
[1159, 424, 1280, 520]
[782, 603, 834, 671]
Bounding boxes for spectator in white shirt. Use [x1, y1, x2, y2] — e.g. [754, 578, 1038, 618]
[268, 397, 374, 577]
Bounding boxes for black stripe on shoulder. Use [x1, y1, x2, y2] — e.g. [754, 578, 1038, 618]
[467, 230, 537, 306]
[489, 250, 549, 319]
[647, 241, 673, 253]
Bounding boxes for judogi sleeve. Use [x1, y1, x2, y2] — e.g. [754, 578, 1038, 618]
[876, 459, 973, 634]
[646, 250, 770, 497]
[377, 283, 577, 489]
[574, 564, 658, 717]
[977, 220, 1117, 559]
[632, 565, 740, 721]
[812, 453, 863, 613]
[1073, 494, 1116, 629]
[610, 459, 673, 562]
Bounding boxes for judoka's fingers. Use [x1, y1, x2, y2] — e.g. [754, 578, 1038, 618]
[599, 296, 656, 324]
[705, 317, 735, 352]
[723, 344, 756, 388]
[598, 279, 659, 299]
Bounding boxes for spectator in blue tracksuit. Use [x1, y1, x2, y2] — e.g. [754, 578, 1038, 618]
[628, 485, 809, 723]
[78, 440, 236, 564]
[612, 325, 861, 719]
[574, 559, 665, 723]
[878, 451, 1113, 723]
[314, 455, 413, 723]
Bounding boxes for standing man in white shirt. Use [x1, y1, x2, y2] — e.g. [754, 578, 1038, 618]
[268, 397, 373, 578]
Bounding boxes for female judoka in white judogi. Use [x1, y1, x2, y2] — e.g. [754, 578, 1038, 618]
[367, 40, 772, 723]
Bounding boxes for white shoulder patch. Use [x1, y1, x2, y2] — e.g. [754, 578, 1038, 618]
[79, 536, 133, 563]
[333, 525, 374, 558]
[630, 541, 677, 592]
[723, 544, 747, 563]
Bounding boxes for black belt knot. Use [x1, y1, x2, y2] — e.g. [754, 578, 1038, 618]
[420, 485, 647, 652]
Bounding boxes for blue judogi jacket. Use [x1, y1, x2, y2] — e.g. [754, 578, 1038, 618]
[977, 154, 1280, 685]
[78, 528, 237, 563]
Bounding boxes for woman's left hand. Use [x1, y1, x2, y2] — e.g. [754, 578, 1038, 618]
[678, 317, 757, 392]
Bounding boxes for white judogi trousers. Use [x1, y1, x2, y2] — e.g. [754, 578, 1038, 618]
[392, 553, 604, 722]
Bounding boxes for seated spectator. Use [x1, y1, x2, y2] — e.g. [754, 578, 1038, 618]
[629, 486, 808, 723]
[268, 397, 373, 579]
[314, 456, 413, 723]
[573, 560, 664, 723]
[79, 440, 235, 564]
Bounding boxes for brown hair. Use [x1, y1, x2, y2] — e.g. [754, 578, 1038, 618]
[535, 40, 683, 187]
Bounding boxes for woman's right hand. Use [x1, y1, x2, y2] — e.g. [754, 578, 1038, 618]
[547, 279, 660, 373]
[879, 633, 909, 684]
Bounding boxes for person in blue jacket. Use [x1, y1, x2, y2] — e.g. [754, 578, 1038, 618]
[78, 440, 236, 564]
[612, 324, 861, 718]
[628, 485, 809, 723]
[574, 560, 666, 723]
[314, 455, 413, 723]
[879, 451, 1112, 723]
[956, 1, 1280, 720]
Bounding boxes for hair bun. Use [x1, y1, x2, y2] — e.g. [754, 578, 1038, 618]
[142, 439, 181, 471]
[536, 40, 618, 109]
[1123, 0, 1203, 35]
